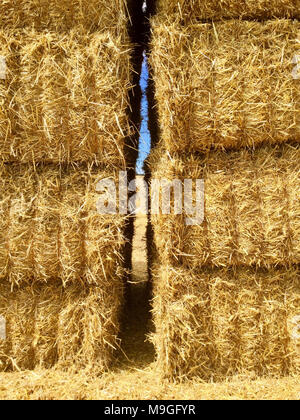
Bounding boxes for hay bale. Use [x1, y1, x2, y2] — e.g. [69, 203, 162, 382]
[0, 164, 126, 287]
[0, 32, 19, 160]
[0, 165, 10, 280]
[210, 273, 239, 376]
[7, 165, 36, 286]
[149, 144, 300, 269]
[149, 19, 300, 152]
[59, 169, 85, 286]
[83, 168, 126, 287]
[0, 283, 36, 371]
[155, 0, 300, 22]
[34, 165, 61, 283]
[0, 29, 132, 164]
[151, 265, 215, 381]
[57, 284, 124, 374]
[32, 283, 62, 369]
[152, 265, 299, 381]
[0, 281, 124, 373]
[0, 0, 131, 37]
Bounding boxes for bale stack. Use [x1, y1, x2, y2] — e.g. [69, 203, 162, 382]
[148, 5, 300, 381]
[0, 1, 136, 373]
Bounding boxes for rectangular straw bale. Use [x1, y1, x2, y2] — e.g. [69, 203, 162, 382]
[0, 164, 126, 287]
[59, 169, 85, 286]
[16, 31, 70, 163]
[0, 282, 36, 371]
[32, 283, 62, 369]
[236, 268, 300, 377]
[155, 0, 300, 22]
[0, 165, 10, 280]
[0, 0, 131, 37]
[66, 32, 131, 166]
[0, 32, 19, 160]
[150, 19, 300, 152]
[149, 144, 300, 269]
[210, 272, 240, 376]
[284, 145, 300, 263]
[83, 168, 126, 287]
[151, 265, 215, 381]
[57, 283, 124, 374]
[34, 165, 61, 283]
[152, 265, 299, 381]
[0, 281, 124, 373]
[7, 165, 36, 286]
[0, 29, 131, 165]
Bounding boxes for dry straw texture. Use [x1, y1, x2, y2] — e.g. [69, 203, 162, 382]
[0, 0, 131, 37]
[149, 144, 300, 269]
[0, 164, 126, 287]
[150, 19, 300, 152]
[0, 281, 123, 373]
[155, 0, 300, 22]
[152, 265, 300, 381]
[0, 370, 299, 400]
[0, 29, 132, 164]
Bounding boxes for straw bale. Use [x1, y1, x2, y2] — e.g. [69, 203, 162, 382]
[0, 164, 126, 287]
[34, 165, 61, 283]
[59, 169, 85, 286]
[0, 0, 131, 37]
[210, 272, 239, 376]
[155, 0, 300, 22]
[0, 282, 36, 371]
[83, 168, 126, 287]
[0, 281, 124, 373]
[0, 165, 10, 280]
[151, 265, 299, 381]
[0, 29, 132, 164]
[32, 283, 62, 369]
[149, 19, 300, 152]
[151, 265, 215, 381]
[149, 144, 300, 269]
[7, 165, 36, 286]
[57, 284, 124, 374]
[0, 32, 19, 160]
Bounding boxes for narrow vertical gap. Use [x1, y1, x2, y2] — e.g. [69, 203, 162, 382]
[118, 0, 155, 369]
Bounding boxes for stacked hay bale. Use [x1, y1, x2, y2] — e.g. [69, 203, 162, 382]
[148, 6, 300, 381]
[0, 1, 136, 373]
[0, 0, 131, 39]
[154, 0, 300, 21]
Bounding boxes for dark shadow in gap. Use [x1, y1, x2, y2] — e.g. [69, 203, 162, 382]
[117, 1, 155, 369]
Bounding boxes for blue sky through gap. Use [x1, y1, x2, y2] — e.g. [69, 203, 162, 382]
[136, 52, 151, 174]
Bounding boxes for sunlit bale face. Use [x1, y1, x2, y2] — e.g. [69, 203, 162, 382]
[154, 0, 300, 22]
[149, 19, 300, 153]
